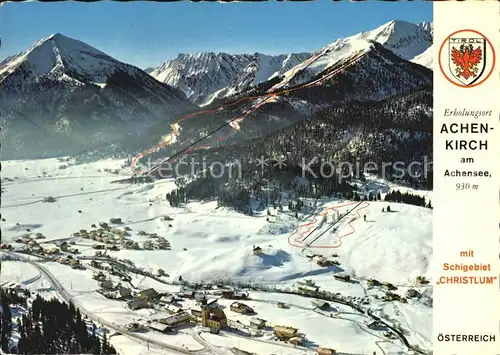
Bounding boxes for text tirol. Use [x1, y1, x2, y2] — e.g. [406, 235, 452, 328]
[440, 123, 491, 150]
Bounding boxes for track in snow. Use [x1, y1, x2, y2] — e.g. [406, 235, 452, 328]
[288, 201, 369, 249]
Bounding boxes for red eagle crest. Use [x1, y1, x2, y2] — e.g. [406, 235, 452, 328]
[451, 44, 482, 80]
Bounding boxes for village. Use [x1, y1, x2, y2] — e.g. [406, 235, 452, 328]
[2, 242, 429, 355]
[1, 177, 432, 355]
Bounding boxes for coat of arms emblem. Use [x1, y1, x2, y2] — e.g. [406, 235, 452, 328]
[439, 29, 495, 88]
[448, 37, 486, 86]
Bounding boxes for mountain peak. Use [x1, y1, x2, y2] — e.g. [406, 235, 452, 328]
[48, 32, 66, 40]
[353, 19, 433, 60]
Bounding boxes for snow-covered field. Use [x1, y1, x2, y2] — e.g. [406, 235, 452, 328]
[1, 157, 433, 354]
[0, 260, 40, 286]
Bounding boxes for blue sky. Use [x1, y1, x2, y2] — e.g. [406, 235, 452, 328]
[1, 1, 432, 69]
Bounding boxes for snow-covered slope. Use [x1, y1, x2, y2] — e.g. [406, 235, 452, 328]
[352, 20, 433, 61]
[411, 43, 434, 69]
[274, 20, 432, 88]
[0, 33, 196, 160]
[150, 52, 310, 106]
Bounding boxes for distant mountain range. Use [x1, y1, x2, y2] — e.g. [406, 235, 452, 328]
[148, 20, 433, 106]
[0, 20, 433, 169]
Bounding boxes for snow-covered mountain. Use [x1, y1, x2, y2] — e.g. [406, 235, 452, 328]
[0, 33, 195, 160]
[149, 52, 311, 106]
[350, 20, 433, 61]
[411, 44, 434, 69]
[146, 39, 432, 177]
[148, 20, 433, 106]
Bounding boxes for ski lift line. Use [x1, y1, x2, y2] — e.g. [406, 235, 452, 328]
[287, 200, 359, 247]
[140, 50, 366, 174]
[136, 52, 326, 173]
[135, 49, 369, 175]
[144, 98, 273, 174]
[298, 219, 323, 244]
[309, 201, 368, 248]
[130, 50, 327, 173]
[144, 51, 365, 174]
[288, 201, 369, 249]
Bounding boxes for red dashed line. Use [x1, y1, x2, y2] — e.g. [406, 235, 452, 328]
[288, 201, 370, 249]
[132, 50, 368, 176]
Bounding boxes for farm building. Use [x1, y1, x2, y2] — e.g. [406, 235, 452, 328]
[127, 298, 148, 310]
[382, 283, 397, 291]
[416, 276, 429, 284]
[178, 288, 195, 298]
[333, 274, 350, 282]
[148, 322, 170, 333]
[366, 278, 380, 287]
[99, 286, 131, 300]
[406, 289, 420, 298]
[276, 302, 287, 309]
[252, 246, 263, 255]
[273, 325, 298, 339]
[382, 292, 400, 301]
[249, 317, 267, 329]
[201, 305, 227, 332]
[317, 347, 337, 355]
[298, 284, 319, 293]
[229, 302, 253, 314]
[158, 312, 191, 327]
[166, 304, 183, 314]
[311, 299, 330, 310]
[191, 306, 203, 318]
[316, 258, 339, 267]
[230, 302, 254, 314]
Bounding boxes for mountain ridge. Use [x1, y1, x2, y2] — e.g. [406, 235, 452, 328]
[148, 20, 433, 106]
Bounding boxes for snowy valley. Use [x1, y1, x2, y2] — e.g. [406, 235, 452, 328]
[1, 17, 433, 355]
[1, 158, 432, 355]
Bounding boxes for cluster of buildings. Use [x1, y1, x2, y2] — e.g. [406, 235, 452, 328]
[141, 236, 170, 250]
[57, 241, 80, 254]
[72, 218, 171, 251]
[55, 255, 85, 269]
[333, 274, 351, 283]
[316, 257, 340, 268]
[273, 325, 303, 345]
[9, 233, 60, 256]
[97, 280, 132, 300]
[304, 253, 341, 268]
[73, 224, 129, 246]
[415, 276, 429, 285]
[366, 278, 420, 302]
[126, 288, 161, 309]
